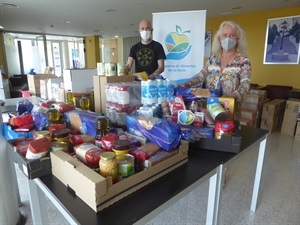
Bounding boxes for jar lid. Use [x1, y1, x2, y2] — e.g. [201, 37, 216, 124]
[112, 139, 131, 150]
[52, 128, 70, 138]
[100, 152, 116, 160]
[35, 130, 50, 137]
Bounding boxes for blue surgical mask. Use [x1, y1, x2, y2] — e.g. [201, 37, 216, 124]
[221, 38, 237, 51]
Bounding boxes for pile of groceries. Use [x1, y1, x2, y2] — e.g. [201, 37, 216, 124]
[5, 79, 238, 184]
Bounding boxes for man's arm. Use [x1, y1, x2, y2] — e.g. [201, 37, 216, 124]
[148, 59, 165, 79]
[124, 57, 134, 75]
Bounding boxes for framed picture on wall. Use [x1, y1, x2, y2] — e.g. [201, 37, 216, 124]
[204, 31, 212, 58]
[263, 15, 300, 64]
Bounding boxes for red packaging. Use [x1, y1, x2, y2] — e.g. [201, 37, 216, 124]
[26, 137, 52, 159]
[214, 121, 235, 139]
[49, 124, 66, 134]
[8, 114, 33, 127]
[101, 133, 119, 151]
[13, 139, 32, 157]
[74, 143, 105, 168]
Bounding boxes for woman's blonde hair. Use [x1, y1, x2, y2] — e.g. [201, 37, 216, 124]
[211, 20, 248, 56]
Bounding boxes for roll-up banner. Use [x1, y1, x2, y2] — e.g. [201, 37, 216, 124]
[153, 10, 206, 85]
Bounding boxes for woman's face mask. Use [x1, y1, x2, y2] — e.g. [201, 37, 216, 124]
[221, 38, 237, 51]
[140, 30, 151, 42]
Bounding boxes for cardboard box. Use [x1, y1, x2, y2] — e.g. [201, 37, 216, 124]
[93, 75, 136, 114]
[27, 74, 57, 95]
[63, 69, 96, 93]
[261, 99, 286, 119]
[8, 140, 51, 180]
[280, 122, 296, 136]
[260, 117, 279, 132]
[283, 111, 298, 124]
[285, 98, 300, 113]
[51, 140, 189, 212]
[47, 77, 64, 100]
[40, 79, 48, 99]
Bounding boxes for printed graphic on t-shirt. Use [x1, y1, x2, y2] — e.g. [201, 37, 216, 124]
[137, 48, 154, 66]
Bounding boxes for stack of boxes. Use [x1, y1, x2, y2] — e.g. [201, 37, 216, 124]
[281, 98, 300, 137]
[260, 99, 286, 132]
[239, 90, 267, 127]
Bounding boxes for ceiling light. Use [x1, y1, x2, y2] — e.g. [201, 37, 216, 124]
[106, 9, 116, 12]
[0, 25, 4, 29]
[0, 3, 19, 8]
[63, 20, 71, 24]
[231, 6, 242, 10]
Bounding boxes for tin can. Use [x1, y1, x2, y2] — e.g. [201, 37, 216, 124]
[97, 62, 106, 75]
[117, 63, 125, 76]
[116, 154, 134, 179]
[207, 102, 228, 121]
[105, 63, 117, 76]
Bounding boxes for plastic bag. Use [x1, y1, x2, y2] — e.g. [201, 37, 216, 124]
[16, 99, 34, 115]
[174, 86, 200, 102]
[126, 112, 181, 151]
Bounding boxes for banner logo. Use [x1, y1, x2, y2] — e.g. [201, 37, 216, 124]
[165, 25, 192, 60]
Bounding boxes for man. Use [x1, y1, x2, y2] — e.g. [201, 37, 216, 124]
[124, 19, 166, 80]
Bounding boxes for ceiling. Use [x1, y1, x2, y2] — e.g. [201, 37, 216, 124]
[0, 0, 300, 40]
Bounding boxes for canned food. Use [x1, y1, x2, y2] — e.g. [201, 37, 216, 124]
[207, 102, 228, 121]
[116, 154, 134, 179]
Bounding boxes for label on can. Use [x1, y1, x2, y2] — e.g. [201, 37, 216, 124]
[117, 154, 134, 179]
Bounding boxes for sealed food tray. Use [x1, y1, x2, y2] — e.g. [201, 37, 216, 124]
[189, 129, 242, 153]
[8, 140, 51, 180]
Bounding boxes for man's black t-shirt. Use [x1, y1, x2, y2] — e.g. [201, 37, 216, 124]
[129, 40, 166, 76]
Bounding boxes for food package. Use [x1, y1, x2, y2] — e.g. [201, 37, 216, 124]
[101, 133, 119, 151]
[215, 121, 235, 139]
[74, 143, 105, 168]
[70, 134, 95, 145]
[26, 137, 52, 159]
[143, 149, 179, 168]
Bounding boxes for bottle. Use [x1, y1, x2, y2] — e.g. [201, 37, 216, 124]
[94, 116, 109, 147]
[79, 95, 90, 110]
[66, 90, 74, 107]
[47, 105, 60, 124]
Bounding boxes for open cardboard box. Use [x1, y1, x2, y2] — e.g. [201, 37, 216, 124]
[51, 140, 189, 212]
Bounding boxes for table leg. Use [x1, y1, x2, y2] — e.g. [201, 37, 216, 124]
[206, 164, 224, 225]
[250, 137, 267, 212]
[27, 179, 49, 225]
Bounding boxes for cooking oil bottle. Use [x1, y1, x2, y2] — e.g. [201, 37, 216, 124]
[79, 95, 90, 110]
[66, 90, 74, 106]
[47, 105, 60, 124]
[94, 115, 109, 147]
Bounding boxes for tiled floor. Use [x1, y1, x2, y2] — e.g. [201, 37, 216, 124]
[17, 131, 299, 225]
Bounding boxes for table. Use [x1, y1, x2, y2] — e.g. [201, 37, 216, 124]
[12, 126, 268, 225]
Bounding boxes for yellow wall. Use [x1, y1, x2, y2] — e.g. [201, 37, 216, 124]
[84, 36, 100, 69]
[206, 6, 300, 89]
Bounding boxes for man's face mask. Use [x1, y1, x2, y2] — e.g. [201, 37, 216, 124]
[140, 30, 151, 42]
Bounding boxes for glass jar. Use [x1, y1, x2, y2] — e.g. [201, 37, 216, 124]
[79, 95, 90, 110]
[47, 105, 60, 124]
[99, 152, 117, 182]
[52, 128, 70, 150]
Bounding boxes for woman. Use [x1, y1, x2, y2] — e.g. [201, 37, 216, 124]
[181, 20, 251, 120]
